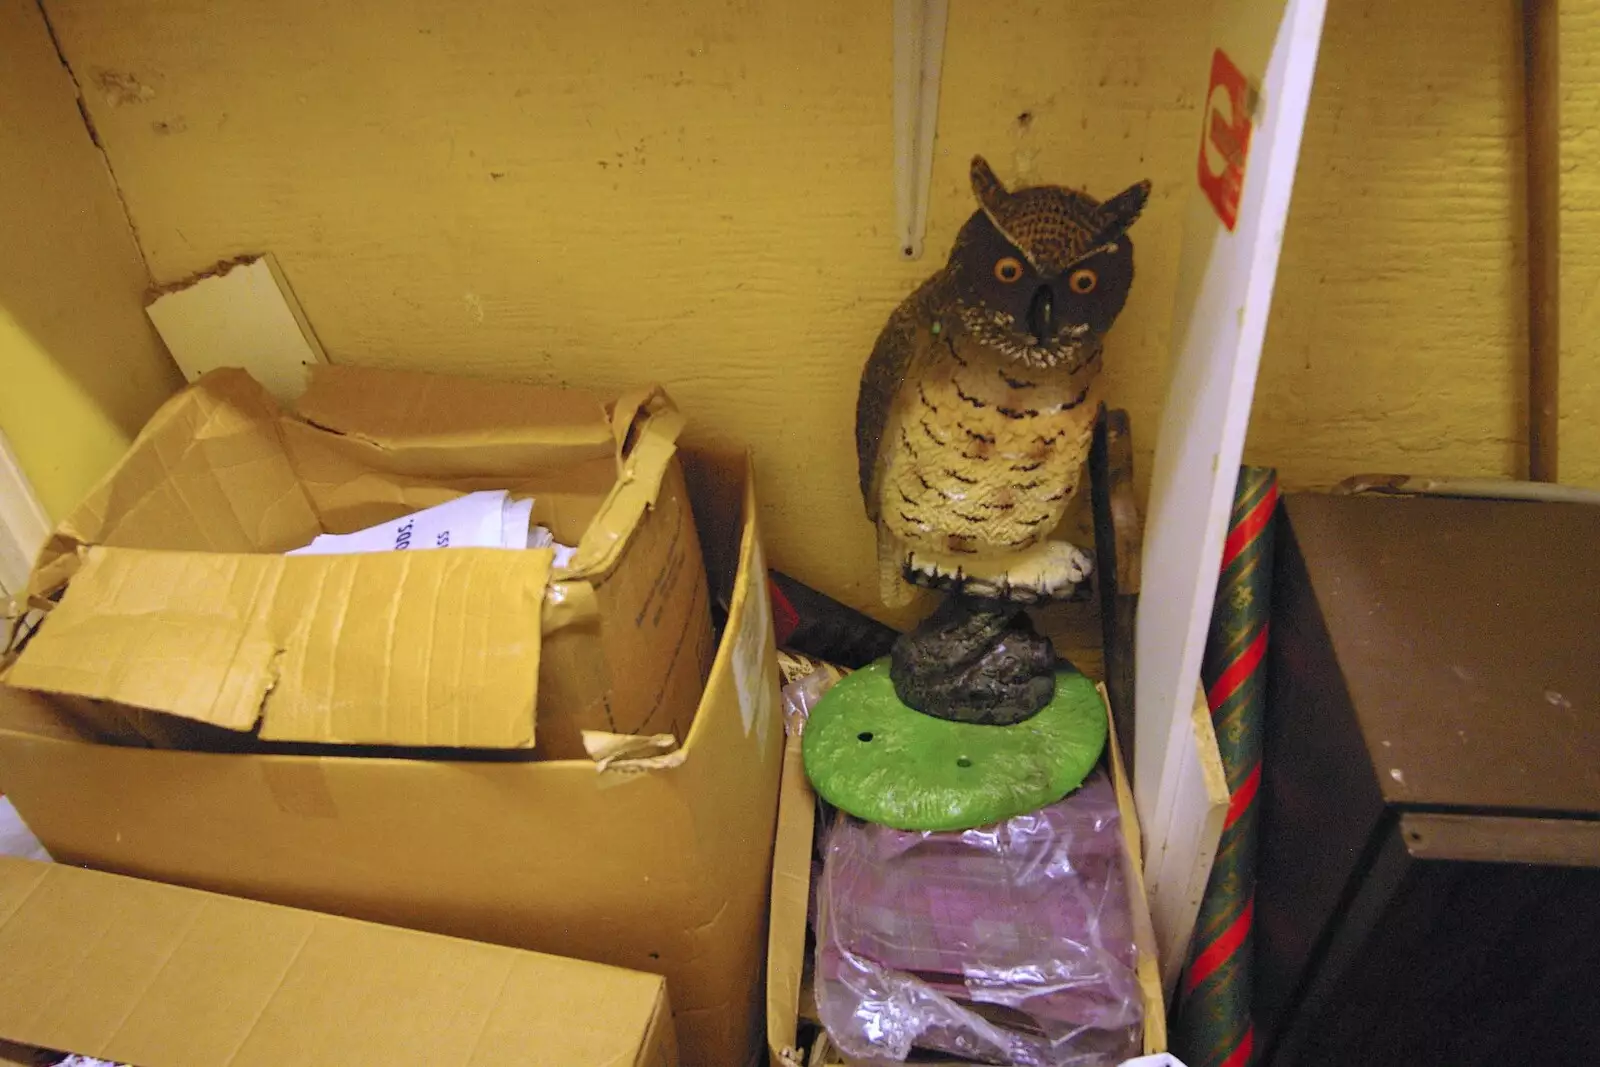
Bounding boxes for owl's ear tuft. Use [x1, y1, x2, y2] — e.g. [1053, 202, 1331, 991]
[1094, 180, 1152, 242]
[970, 156, 1010, 215]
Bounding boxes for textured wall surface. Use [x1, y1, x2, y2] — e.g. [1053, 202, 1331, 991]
[0, 0, 181, 520]
[1251, 0, 1528, 486]
[20, 0, 1597, 618]
[1562, 0, 1600, 489]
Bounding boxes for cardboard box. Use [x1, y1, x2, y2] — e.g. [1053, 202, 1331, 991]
[0, 856, 675, 1066]
[0, 446, 783, 1067]
[765, 689, 1166, 1067]
[4, 364, 714, 758]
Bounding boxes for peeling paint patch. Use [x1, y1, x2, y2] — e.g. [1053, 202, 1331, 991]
[94, 69, 155, 106]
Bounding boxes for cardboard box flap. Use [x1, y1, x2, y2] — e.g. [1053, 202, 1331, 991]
[295, 364, 616, 459]
[567, 385, 687, 577]
[28, 370, 318, 601]
[0, 857, 674, 1067]
[765, 732, 817, 1061]
[5, 545, 551, 747]
[280, 366, 628, 535]
[0, 1039, 44, 1066]
[278, 418, 620, 540]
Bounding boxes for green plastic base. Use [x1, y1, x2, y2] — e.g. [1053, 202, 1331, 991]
[801, 659, 1108, 831]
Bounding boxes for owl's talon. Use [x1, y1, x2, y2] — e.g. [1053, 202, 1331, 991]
[902, 540, 1092, 604]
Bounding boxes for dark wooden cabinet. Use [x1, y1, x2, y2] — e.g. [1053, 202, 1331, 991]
[1256, 493, 1600, 1066]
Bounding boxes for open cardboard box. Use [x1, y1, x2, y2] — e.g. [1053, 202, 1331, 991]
[764, 689, 1166, 1067]
[0, 386, 784, 1067]
[4, 365, 713, 759]
[0, 856, 676, 1067]
[765, 414, 1167, 1066]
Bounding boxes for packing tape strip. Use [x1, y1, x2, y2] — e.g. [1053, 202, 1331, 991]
[569, 386, 687, 577]
[542, 579, 600, 633]
[581, 730, 686, 773]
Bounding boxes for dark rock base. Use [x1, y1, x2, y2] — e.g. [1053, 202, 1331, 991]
[888, 595, 1057, 725]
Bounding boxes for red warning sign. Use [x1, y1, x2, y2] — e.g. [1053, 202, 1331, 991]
[1198, 48, 1253, 231]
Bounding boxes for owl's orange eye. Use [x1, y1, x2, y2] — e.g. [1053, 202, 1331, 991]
[1068, 268, 1098, 294]
[994, 257, 1024, 283]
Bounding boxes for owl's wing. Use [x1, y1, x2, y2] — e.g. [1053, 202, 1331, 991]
[856, 286, 935, 522]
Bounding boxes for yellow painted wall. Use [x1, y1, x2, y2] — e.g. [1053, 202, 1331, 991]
[20, 0, 1597, 617]
[0, 0, 182, 521]
[1562, 0, 1600, 489]
[1252, 0, 1528, 485]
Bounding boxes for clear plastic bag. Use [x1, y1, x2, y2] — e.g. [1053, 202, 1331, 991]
[780, 658, 846, 737]
[814, 768, 1143, 1066]
[0, 797, 49, 862]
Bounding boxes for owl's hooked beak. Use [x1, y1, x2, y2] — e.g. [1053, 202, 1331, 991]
[1026, 285, 1055, 344]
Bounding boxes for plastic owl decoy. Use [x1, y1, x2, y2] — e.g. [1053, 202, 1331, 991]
[857, 156, 1150, 610]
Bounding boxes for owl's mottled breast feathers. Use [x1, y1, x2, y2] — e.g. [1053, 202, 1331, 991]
[857, 272, 950, 518]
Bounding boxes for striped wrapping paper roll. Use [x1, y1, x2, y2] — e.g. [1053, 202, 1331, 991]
[1173, 466, 1279, 1067]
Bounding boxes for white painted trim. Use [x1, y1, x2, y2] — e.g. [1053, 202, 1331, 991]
[144, 252, 326, 403]
[1135, 0, 1329, 975]
[892, 0, 948, 261]
[0, 429, 51, 600]
[1147, 686, 1229, 997]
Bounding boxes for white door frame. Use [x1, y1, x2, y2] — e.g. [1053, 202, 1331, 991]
[0, 430, 50, 603]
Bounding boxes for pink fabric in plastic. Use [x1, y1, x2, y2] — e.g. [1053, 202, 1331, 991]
[815, 769, 1143, 1065]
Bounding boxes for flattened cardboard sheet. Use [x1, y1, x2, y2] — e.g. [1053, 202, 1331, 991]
[7, 545, 551, 747]
[0, 857, 676, 1067]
